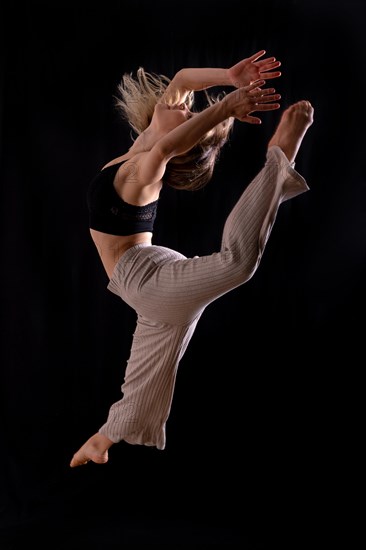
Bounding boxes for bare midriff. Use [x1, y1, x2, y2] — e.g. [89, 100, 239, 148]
[90, 229, 153, 280]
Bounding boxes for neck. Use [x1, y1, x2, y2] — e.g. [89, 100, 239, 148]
[130, 127, 164, 154]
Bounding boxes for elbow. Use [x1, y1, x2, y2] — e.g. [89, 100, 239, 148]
[171, 69, 190, 97]
[174, 69, 187, 85]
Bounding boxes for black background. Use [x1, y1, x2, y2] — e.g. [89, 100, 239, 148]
[1, 0, 365, 547]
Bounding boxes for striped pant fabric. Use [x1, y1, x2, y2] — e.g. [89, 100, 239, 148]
[99, 145, 310, 449]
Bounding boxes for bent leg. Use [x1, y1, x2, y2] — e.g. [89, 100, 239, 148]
[220, 144, 309, 282]
[107, 103, 314, 325]
[107, 151, 309, 326]
[220, 100, 314, 283]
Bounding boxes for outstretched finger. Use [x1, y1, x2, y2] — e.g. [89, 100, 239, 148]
[245, 79, 266, 91]
[249, 87, 278, 100]
[259, 70, 282, 80]
[250, 86, 276, 96]
[253, 102, 281, 111]
[256, 93, 281, 103]
[247, 49, 266, 62]
[239, 114, 263, 124]
[256, 59, 281, 69]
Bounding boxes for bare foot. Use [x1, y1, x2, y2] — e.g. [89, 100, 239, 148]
[268, 100, 314, 163]
[70, 433, 114, 468]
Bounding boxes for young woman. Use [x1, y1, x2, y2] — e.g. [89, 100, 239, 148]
[70, 50, 314, 467]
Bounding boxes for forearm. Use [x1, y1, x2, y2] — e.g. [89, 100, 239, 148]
[159, 101, 229, 159]
[158, 80, 274, 159]
[163, 68, 231, 103]
[174, 68, 231, 91]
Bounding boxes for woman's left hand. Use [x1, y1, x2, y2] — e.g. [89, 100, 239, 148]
[228, 50, 281, 87]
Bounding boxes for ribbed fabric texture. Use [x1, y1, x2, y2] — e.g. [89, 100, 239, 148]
[99, 146, 309, 449]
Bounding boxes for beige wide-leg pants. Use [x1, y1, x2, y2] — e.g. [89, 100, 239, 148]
[99, 146, 309, 449]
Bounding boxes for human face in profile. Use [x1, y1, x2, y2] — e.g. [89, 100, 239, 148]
[152, 102, 194, 132]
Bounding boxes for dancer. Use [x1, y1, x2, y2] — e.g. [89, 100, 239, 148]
[70, 50, 314, 467]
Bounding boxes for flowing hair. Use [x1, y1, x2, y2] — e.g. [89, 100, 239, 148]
[114, 67, 234, 191]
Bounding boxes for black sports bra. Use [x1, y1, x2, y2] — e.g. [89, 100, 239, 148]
[86, 161, 158, 236]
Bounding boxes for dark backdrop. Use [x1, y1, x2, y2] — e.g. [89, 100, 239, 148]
[1, 0, 365, 547]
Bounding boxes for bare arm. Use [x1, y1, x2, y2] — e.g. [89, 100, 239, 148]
[161, 50, 281, 104]
[160, 80, 280, 158]
[161, 68, 231, 103]
[138, 80, 280, 185]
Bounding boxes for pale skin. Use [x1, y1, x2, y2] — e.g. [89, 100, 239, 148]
[70, 52, 314, 468]
[89, 49, 282, 279]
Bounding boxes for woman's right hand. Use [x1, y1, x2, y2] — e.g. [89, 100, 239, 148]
[222, 80, 281, 124]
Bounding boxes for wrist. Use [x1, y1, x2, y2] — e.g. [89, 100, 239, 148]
[224, 69, 234, 86]
[220, 95, 233, 119]
[225, 68, 234, 87]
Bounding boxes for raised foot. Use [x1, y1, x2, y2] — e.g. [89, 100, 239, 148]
[70, 433, 114, 468]
[268, 100, 314, 163]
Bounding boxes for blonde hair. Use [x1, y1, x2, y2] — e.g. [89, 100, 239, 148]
[114, 67, 234, 191]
